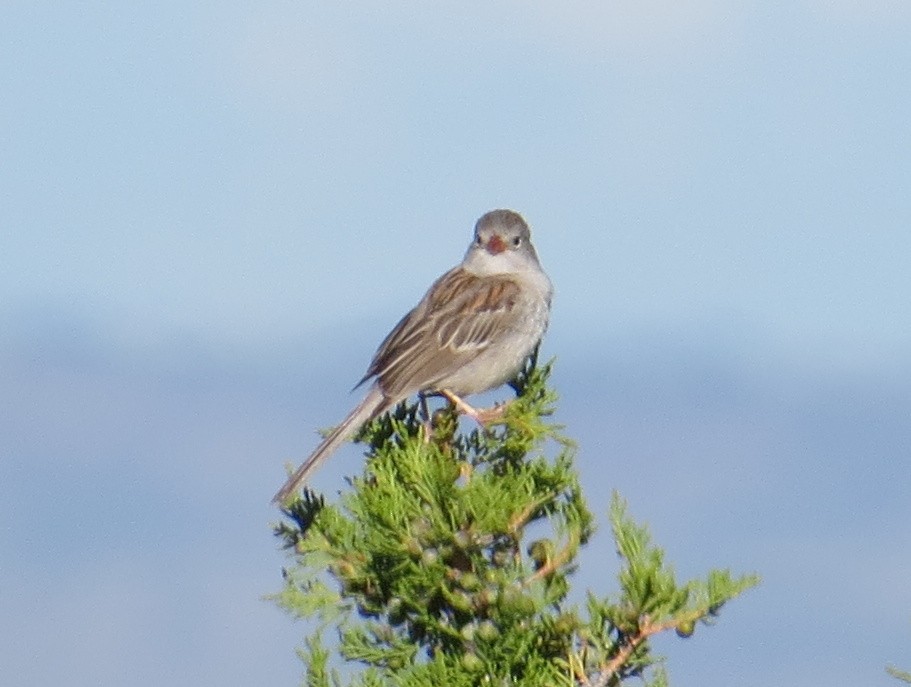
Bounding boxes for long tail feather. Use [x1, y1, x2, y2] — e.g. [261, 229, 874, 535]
[272, 388, 388, 504]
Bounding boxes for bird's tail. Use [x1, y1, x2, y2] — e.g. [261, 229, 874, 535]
[272, 388, 388, 505]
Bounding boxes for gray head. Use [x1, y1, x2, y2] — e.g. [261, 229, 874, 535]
[465, 209, 541, 274]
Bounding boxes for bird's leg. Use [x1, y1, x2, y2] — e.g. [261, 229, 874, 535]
[418, 392, 433, 443]
[439, 389, 509, 426]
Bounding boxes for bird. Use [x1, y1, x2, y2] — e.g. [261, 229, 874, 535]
[273, 209, 552, 504]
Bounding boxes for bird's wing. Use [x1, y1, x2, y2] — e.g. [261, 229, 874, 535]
[363, 267, 523, 397]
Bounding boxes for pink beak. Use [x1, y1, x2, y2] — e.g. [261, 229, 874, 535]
[486, 234, 506, 255]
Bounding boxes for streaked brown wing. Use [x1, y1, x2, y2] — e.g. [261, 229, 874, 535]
[362, 268, 521, 396]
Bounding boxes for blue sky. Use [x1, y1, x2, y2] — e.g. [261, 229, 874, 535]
[2, 2, 910, 685]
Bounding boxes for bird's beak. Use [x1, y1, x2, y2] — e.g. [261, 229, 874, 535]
[486, 234, 506, 255]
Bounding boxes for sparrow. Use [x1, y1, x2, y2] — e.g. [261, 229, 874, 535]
[273, 209, 552, 504]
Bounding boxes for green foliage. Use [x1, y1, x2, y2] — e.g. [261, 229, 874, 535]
[273, 360, 758, 685]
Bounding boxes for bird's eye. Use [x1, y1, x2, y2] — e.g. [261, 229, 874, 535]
[512, 236, 522, 247]
[475, 235, 483, 246]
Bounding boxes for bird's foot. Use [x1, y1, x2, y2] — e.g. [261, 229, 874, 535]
[439, 390, 510, 426]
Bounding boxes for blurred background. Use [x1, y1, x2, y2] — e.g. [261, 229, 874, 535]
[2, 2, 910, 685]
